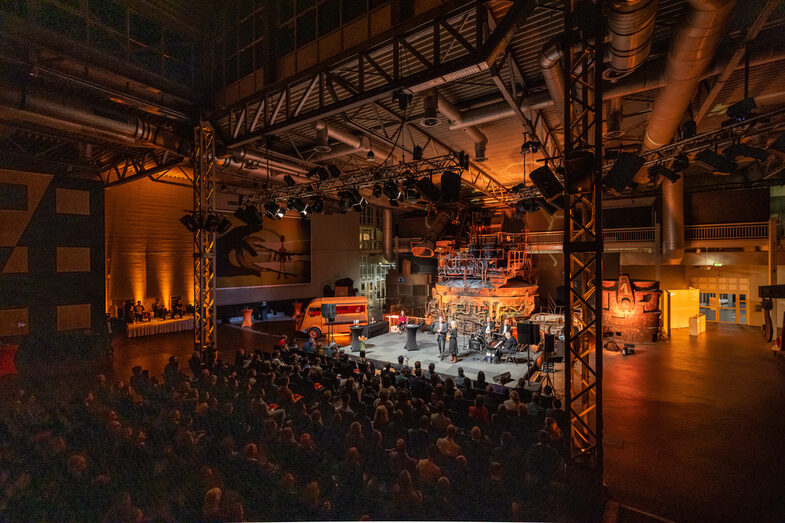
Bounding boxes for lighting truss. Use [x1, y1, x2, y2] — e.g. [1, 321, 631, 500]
[562, 0, 604, 469]
[193, 124, 217, 355]
[241, 154, 463, 205]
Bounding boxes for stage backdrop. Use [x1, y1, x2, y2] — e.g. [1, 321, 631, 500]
[216, 216, 311, 288]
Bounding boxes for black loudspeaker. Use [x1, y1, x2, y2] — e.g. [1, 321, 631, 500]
[605, 152, 644, 193]
[321, 303, 337, 321]
[529, 165, 563, 200]
[517, 322, 540, 345]
[415, 178, 441, 203]
[440, 170, 461, 202]
[493, 371, 512, 385]
[544, 333, 555, 353]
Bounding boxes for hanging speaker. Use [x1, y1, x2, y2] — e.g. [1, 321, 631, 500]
[440, 170, 461, 202]
[415, 178, 441, 203]
[529, 165, 563, 200]
[605, 152, 644, 193]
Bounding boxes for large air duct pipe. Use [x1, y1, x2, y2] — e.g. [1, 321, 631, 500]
[538, 37, 568, 129]
[607, 0, 659, 78]
[427, 89, 488, 162]
[0, 83, 190, 155]
[382, 208, 394, 261]
[315, 120, 363, 149]
[641, 0, 735, 263]
[411, 211, 454, 258]
[450, 21, 783, 131]
[230, 147, 308, 175]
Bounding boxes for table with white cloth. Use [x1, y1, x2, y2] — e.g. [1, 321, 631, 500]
[126, 316, 194, 338]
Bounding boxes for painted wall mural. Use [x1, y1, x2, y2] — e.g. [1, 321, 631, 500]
[216, 216, 311, 288]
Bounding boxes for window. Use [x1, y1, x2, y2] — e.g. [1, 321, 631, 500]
[308, 307, 322, 317]
[342, 0, 366, 22]
[318, 0, 340, 35]
[296, 9, 316, 46]
[336, 305, 365, 314]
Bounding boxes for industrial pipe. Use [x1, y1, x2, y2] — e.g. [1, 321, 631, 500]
[411, 211, 454, 258]
[428, 89, 488, 161]
[607, 0, 659, 78]
[642, 0, 735, 263]
[382, 207, 394, 261]
[538, 36, 567, 129]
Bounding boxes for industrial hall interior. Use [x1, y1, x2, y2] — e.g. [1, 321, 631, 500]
[2, 0, 785, 521]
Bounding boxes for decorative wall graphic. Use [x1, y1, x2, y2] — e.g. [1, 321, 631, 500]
[602, 275, 661, 342]
[216, 216, 311, 287]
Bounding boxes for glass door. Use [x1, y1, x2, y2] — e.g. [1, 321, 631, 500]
[699, 292, 716, 321]
[718, 293, 737, 323]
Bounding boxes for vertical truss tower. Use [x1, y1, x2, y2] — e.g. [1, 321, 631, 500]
[562, 1, 604, 468]
[193, 124, 217, 353]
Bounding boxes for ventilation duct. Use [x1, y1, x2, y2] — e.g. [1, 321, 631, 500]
[429, 89, 488, 162]
[538, 36, 567, 129]
[607, 0, 659, 79]
[411, 211, 454, 258]
[382, 208, 394, 262]
[639, 0, 736, 263]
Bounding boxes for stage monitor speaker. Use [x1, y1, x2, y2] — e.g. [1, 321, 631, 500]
[544, 333, 555, 353]
[493, 371, 512, 385]
[517, 322, 540, 345]
[440, 170, 461, 202]
[321, 303, 337, 321]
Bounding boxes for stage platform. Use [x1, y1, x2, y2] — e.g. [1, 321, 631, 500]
[341, 331, 536, 386]
[126, 316, 194, 338]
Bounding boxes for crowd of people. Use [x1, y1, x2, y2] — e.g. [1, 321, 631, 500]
[0, 339, 569, 521]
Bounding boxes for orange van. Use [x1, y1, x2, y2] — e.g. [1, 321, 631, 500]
[297, 296, 369, 339]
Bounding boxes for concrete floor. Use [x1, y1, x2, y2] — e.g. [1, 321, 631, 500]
[603, 323, 785, 522]
[6, 320, 785, 522]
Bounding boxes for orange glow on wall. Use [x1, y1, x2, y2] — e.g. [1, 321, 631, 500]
[602, 275, 661, 342]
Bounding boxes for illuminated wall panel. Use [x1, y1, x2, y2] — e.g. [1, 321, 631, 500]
[55, 188, 91, 215]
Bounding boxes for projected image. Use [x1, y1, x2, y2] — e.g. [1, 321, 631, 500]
[216, 216, 311, 287]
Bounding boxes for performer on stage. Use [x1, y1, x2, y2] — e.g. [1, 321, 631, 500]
[397, 310, 407, 335]
[434, 316, 448, 356]
[133, 301, 145, 323]
[482, 316, 495, 344]
[448, 320, 459, 363]
[496, 330, 518, 363]
[499, 318, 512, 336]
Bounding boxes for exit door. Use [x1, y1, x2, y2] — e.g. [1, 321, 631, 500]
[699, 292, 747, 323]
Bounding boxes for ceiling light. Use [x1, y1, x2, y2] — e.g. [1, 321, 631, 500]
[520, 140, 540, 155]
[309, 196, 324, 213]
[372, 184, 383, 198]
[726, 97, 756, 122]
[383, 181, 402, 201]
[406, 187, 420, 204]
[672, 154, 690, 172]
[723, 143, 769, 161]
[648, 164, 681, 183]
[288, 197, 308, 217]
[695, 149, 736, 174]
[265, 201, 285, 219]
[366, 149, 375, 163]
[474, 142, 487, 162]
[413, 145, 423, 161]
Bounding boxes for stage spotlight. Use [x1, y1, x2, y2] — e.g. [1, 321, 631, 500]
[681, 119, 697, 139]
[309, 196, 324, 213]
[457, 151, 469, 169]
[389, 199, 399, 207]
[338, 191, 353, 210]
[372, 184, 383, 198]
[695, 149, 736, 174]
[413, 145, 423, 161]
[283, 175, 296, 186]
[265, 201, 285, 219]
[327, 165, 341, 178]
[313, 167, 329, 180]
[366, 149, 375, 162]
[510, 182, 527, 193]
[529, 165, 563, 200]
[203, 214, 221, 232]
[564, 149, 594, 194]
[648, 164, 681, 183]
[515, 199, 527, 216]
[723, 143, 770, 161]
[520, 140, 540, 155]
[216, 216, 233, 234]
[383, 181, 402, 201]
[415, 177, 441, 203]
[406, 187, 420, 204]
[288, 198, 308, 217]
[672, 154, 690, 172]
[606, 152, 644, 193]
[726, 97, 756, 122]
[179, 213, 198, 232]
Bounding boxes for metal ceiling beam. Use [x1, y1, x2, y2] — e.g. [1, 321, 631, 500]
[218, 0, 536, 148]
[694, 0, 783, 125]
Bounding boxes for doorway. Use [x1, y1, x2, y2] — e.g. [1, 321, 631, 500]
[698, 292, 747, 323]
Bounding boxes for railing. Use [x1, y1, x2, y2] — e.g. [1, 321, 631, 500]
[525, 227, 656, 245]
[685, 222, 768, 241]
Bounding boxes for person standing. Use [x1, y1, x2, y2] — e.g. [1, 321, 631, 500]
[499, 318, 512, 336]
[434, 316, 448, 356]
[448, 320, 459, 363]
[482, 316, 495, 345]
[133, 301, 145, 323]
